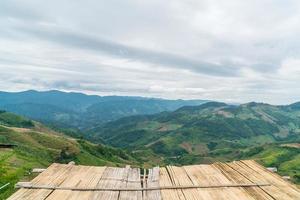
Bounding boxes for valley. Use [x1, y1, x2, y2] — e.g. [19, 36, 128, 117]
[1, 91, 300, 199]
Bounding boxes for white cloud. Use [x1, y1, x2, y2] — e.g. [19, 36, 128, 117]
[279, 58, 300, 77]
[0, 0, 300, 104]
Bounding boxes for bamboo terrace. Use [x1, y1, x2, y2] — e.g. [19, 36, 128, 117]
[8, 160, 300, 200]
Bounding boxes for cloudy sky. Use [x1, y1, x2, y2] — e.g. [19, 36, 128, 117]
[1, 0, 300, 104]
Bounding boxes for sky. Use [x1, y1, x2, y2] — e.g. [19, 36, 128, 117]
[1, 0, 300, 104]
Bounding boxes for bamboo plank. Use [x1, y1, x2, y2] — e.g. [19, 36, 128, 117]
[142, 168, 146, 199]
[213, 162, 274, 200]
[166, 165, 205, 200]
[44, 165, 106, 199]
[183, 164, 256, 200]
[74, 166, 107, 200]
[24, 164, 74, 200]
[244, 160, 300, 192]
[8, 161, 300, 200]
[90, 167, 128, 200]
[159, 167, 184, 200]
[8, 164, 60, 200]
[239, 160, 300, 200]
[227, 161, 295, 200]
[146, 167, 161, 200]
[8, 163, 73, 200]
[183, 164, 223, 200]
[45, 165, 92, 200]
[119, 167, 143, 200]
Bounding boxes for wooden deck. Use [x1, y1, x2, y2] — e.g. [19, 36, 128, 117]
[8, 160, 300, 200]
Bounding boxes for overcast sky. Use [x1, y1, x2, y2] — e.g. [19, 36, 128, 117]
[1, 0, 300, 104]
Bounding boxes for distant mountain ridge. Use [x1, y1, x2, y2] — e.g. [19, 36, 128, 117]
[0, 90, 208, 129]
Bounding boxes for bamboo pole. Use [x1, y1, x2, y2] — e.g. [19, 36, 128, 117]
[0, 183, 10, 190]
[15, 182, 271, 191]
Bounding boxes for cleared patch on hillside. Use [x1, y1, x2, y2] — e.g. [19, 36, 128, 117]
[281, 143, 300, 149]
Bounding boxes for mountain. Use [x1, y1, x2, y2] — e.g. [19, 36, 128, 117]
[88, 101, 300, 183]
[90, 101, 300, 150]
[0, 90, 208, 130]
[1, 101, 300, 193]
[0, 111, 139, 199]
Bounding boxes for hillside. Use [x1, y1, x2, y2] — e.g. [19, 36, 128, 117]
[90, 102, 300, 151]
[0, 111, 138, 199]
[0, 110, 34, 128]
[0, 90, 208, 130]
[1, 100, 300, 198]
[89, 101, 300, 184]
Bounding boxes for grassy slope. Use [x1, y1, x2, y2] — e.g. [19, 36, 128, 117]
[90, 102, 300, 185]
[91, 102, 300, 155]
[0, 112, 138, 199]
[0, 110, 34, 128]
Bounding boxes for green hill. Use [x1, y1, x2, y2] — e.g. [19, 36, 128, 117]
[0, 110, 34, 128]
[1, 101, 300, 199]
[0, 112, 138, 199]
[89, 102, 300, 184]
[90, 102, 300, 151]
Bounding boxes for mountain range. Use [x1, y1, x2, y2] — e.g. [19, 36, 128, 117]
[0, 90, 208, 130]
[88, 101, 300, 184]
[0, 90, 300, 188]
[90, 101, 300, 151]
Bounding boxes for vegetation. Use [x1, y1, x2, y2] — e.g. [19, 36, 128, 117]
[89, 102, 300, 185]
[0, 111, 34, 128]
[90, 102, 300, 151]
[241, 144, 300, 184]
[1, 97, 300, 198]
[0, 122, 137, 199]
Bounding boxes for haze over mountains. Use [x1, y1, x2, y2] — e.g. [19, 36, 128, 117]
[0, 90, 208, 130]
